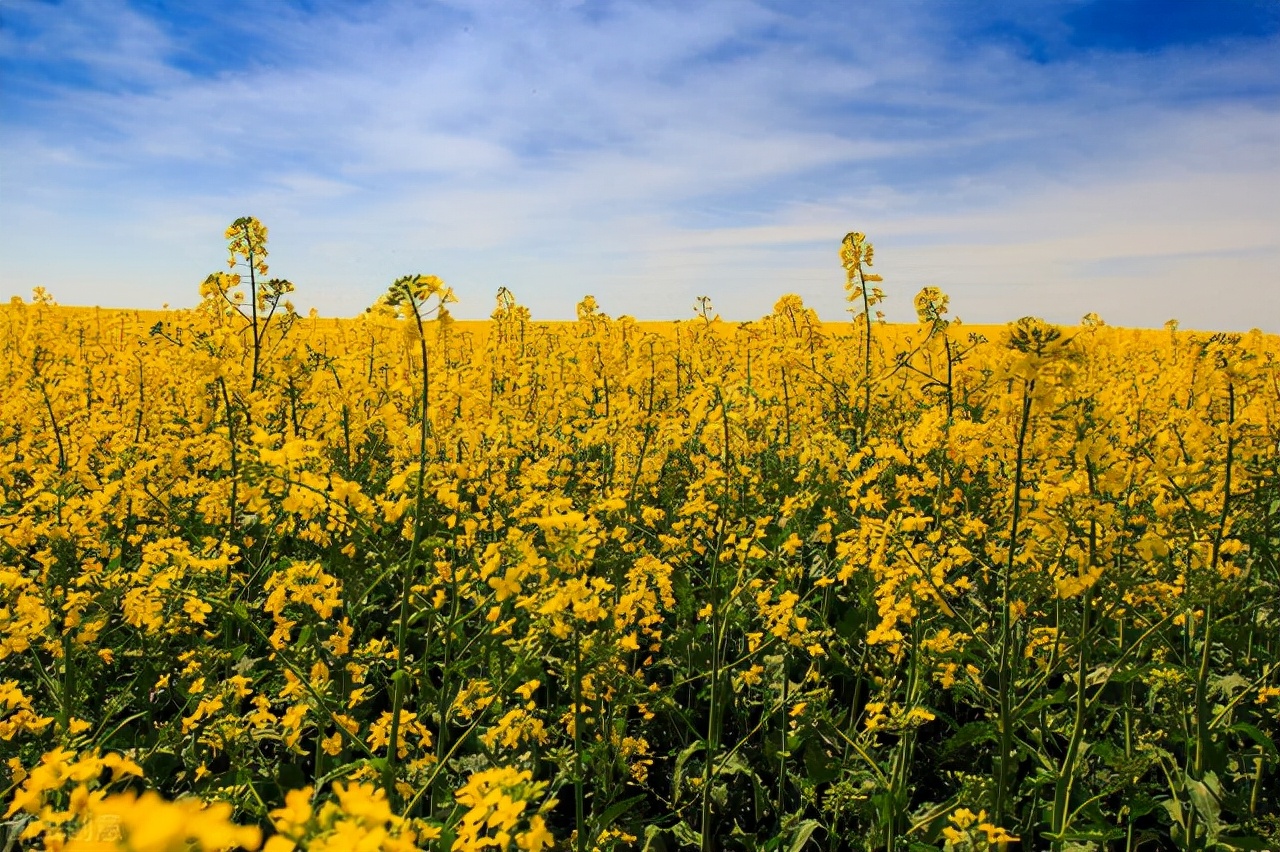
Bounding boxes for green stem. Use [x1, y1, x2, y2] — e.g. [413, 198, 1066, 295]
[218, 377, 238, 585]
[778, 648, 788, 818]
[573, 623, 586, 852]
[700, 389, 731, 852]
[386, 292, 431, 802]
[1052, 586, 1091, 845]
[997, 378, 1034, 827]
[59, 632, 74, 734]
[245, 227, 261, 393]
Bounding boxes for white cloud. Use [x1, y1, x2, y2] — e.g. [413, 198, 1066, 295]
[1, 0, 1277, 330]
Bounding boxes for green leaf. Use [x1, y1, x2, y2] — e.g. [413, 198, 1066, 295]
[1210, 673, 1249, 698]
[711, 782, 729, 808]
[1126, 791, 1159, 819]
[1018, 687, 1069, 716]
[1186, 774, 1222, 841]
[671, 820, 702, 849]
[230, 649, 257, 674]
[276, 761, 307, 791]
[786, 818, 821, 852]
[641, 825, 667, 852]
[593, 795, 646, 836]
[802, 740, 841, 784]
[1061, 827, 1126, 843]
[1105, 662, 1158, 684]
[1217, 836, 1275, 850]
[672, 741, 704, 803]
[942, 721, 996, 756]
[1228, 722, 1278, 758]
[716, 751, 758, 780]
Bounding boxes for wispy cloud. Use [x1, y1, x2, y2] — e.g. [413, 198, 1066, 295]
[2, 0, 1277, 329]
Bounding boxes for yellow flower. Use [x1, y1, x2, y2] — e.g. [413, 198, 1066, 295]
[75, 790, 262, 852]
[517, 815, 554, 851]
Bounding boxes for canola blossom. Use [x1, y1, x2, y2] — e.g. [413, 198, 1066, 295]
[1, 221, 1278, 850]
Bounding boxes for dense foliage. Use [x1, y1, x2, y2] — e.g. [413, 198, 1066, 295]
[2, 222, 1278, 851]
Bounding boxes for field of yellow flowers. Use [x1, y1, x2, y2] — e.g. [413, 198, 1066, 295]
[2, 221, 1278, 851]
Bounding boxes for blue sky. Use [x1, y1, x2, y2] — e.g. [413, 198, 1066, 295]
[2, 0, 1278, 328]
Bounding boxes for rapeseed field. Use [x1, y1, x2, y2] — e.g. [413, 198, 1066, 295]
[2, 221, 1277, 851]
